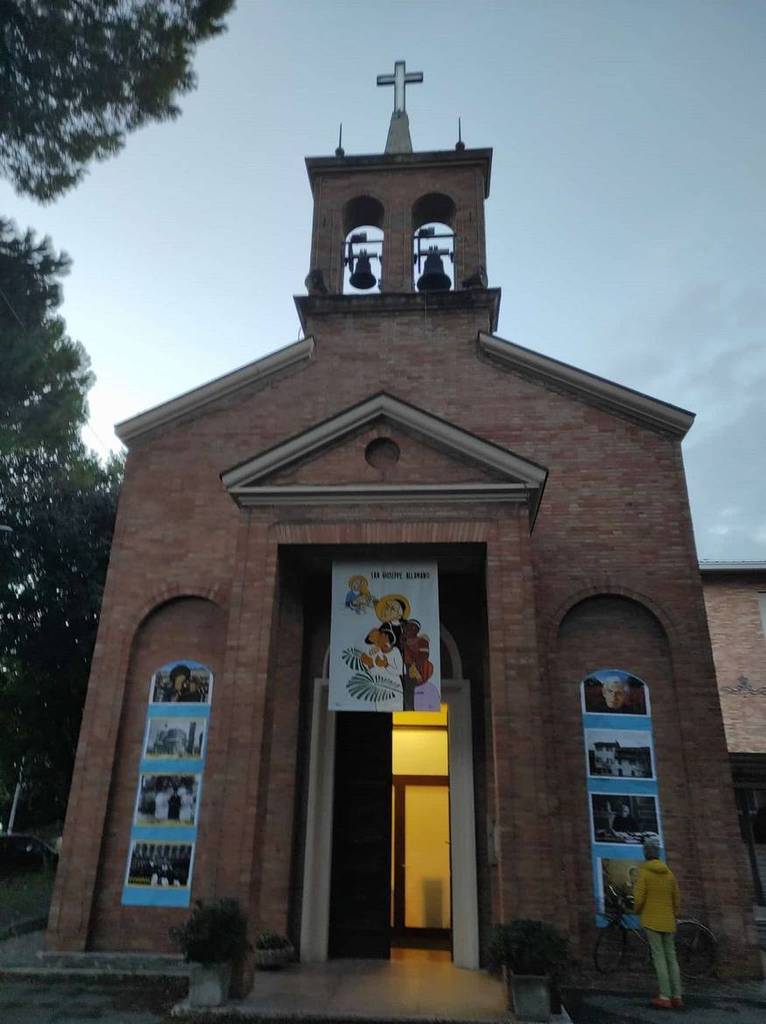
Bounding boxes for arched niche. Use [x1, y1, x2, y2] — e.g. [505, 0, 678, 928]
[412, 192, 456, 292]
[129, 596, 226, 688]
[557, 594, 670, 673]
[550, 594, 676, 945]
[412, 192, 457, 231]
[88, 595, 226, 950]
[342, 194, 384, 294]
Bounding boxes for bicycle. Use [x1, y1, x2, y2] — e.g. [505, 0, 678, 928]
[594, 885, 717, 979]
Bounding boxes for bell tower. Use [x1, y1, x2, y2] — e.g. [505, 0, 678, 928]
[297, 62, 499, 332]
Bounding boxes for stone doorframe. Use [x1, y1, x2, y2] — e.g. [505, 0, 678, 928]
[300, 627, 479, 968]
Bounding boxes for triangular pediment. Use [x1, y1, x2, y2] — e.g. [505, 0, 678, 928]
[221, 393, 548, 525]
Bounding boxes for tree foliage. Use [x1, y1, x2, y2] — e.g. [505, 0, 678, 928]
[0, 218, 92, 453]
[0, 447, 123, 826]
[0, 0, 234, 200]
[0, 218, 122, 827]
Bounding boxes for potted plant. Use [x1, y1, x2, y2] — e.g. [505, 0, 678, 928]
[488, 919, 569, 1023]
[253, 929, 294, 969]
[169, 898, 252, 1008]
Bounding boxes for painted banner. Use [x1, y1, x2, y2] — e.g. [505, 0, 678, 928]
[329, 561, 441, 712]
[122, 659, 213, 908]
[579, 668, 664, 925]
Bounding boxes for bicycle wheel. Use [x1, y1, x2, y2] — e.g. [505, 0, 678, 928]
[675, 919, 717, 978]
[594, 922, 627, 973]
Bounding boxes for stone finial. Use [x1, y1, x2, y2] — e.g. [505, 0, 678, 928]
[304, 268, 328, 295]
[462, 265, 488, 290]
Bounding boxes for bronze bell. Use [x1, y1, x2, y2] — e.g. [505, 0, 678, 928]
[417, 248, 451, 292]
[349, 250, 376, 290]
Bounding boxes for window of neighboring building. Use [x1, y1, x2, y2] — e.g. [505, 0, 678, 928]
[758, 592, 766, 638]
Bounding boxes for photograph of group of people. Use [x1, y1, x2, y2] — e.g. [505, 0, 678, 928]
[591, 793, 661, 846]
[125, 841, 193, 889]
[143, 717, 206, 760]
[586, 729, 655, 780]
[581, 669, 649, 715]
[134, 774, 200, 827]
[149, 661, 212, 704]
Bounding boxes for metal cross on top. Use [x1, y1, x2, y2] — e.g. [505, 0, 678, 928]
[376, 60, 423, 113]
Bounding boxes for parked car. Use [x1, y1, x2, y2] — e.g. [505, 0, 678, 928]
[0, 834, 59, 874]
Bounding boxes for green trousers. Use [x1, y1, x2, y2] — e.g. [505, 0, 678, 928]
[645, 927, 682, 999]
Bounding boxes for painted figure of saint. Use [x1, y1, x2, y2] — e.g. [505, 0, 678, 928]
[344, 574, 375, 613]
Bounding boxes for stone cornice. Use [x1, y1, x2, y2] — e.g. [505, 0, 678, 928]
[478, 332, 695, 438]
[233, 483, 530, 508]
[295, 289, 501, 333]
[115, 337, 315, 445]
[305, 147, 493, 198]
[700, 561, 766, 575]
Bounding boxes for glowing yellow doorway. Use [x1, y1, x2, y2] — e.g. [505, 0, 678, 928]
[391, 705, 451, 948]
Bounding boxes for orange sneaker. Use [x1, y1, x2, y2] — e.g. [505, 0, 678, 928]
[671, 997, 684, 1009]
[650, 997, 673, 1009]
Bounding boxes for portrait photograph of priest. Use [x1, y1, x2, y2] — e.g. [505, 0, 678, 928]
[581, 669, 649, 715]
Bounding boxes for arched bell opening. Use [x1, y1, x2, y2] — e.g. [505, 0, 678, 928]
[342, 195, 384, 294]
[412, 193, 456, 293]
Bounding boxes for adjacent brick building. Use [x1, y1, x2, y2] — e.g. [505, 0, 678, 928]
[702, 562, 766, 917]
[47, 83, 761, 982]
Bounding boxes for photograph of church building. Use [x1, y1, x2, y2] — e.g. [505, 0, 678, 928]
[46, 66, 761, 980]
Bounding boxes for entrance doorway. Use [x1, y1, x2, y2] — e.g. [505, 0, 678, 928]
[328, 707, 451, 959]
[300, 634, 478, 968]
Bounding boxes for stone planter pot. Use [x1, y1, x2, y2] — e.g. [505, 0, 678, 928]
[253, 943, 294, 970]
[189, 962, 232, 1008]
[507, 973, 551, 1023]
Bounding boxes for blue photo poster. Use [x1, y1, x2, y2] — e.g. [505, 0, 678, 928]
[580, 669, 663, 924]
[122, 660, 213, 908]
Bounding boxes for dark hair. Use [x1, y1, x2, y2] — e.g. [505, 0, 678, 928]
[366, 624, 396, 646]
[170, 664, 191, 683]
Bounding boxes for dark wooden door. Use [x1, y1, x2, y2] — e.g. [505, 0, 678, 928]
[329, 711, 392, 958]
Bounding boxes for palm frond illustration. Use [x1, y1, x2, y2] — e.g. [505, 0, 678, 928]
[347, 671, 402, 704]
[341, 647, 367, 672]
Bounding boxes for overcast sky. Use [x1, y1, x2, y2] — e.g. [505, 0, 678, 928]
[2, 1, 764, 560]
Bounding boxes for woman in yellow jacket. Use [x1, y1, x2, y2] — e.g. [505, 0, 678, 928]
[633, 840, 682, 1009]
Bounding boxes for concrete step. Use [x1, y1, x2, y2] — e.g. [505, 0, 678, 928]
[36, 950, 188, 976]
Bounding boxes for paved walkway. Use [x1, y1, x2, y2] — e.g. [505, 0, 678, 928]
[180, 956, 511, 1020]
[567, 987, 766, 1023]
[2, 931, 764, 1024]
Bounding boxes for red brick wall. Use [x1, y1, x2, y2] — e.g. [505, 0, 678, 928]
[703, 572, 766, 754]
[47, 283, 759, 971]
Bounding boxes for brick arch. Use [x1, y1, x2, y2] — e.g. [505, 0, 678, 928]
[546, 584, 677, 655]
[129, 582, 227, 637]
[342, 194, 385, 234]
[412, 191, 457, 231]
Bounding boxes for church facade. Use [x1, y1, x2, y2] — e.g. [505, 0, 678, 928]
[48, 70, 760, 978]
